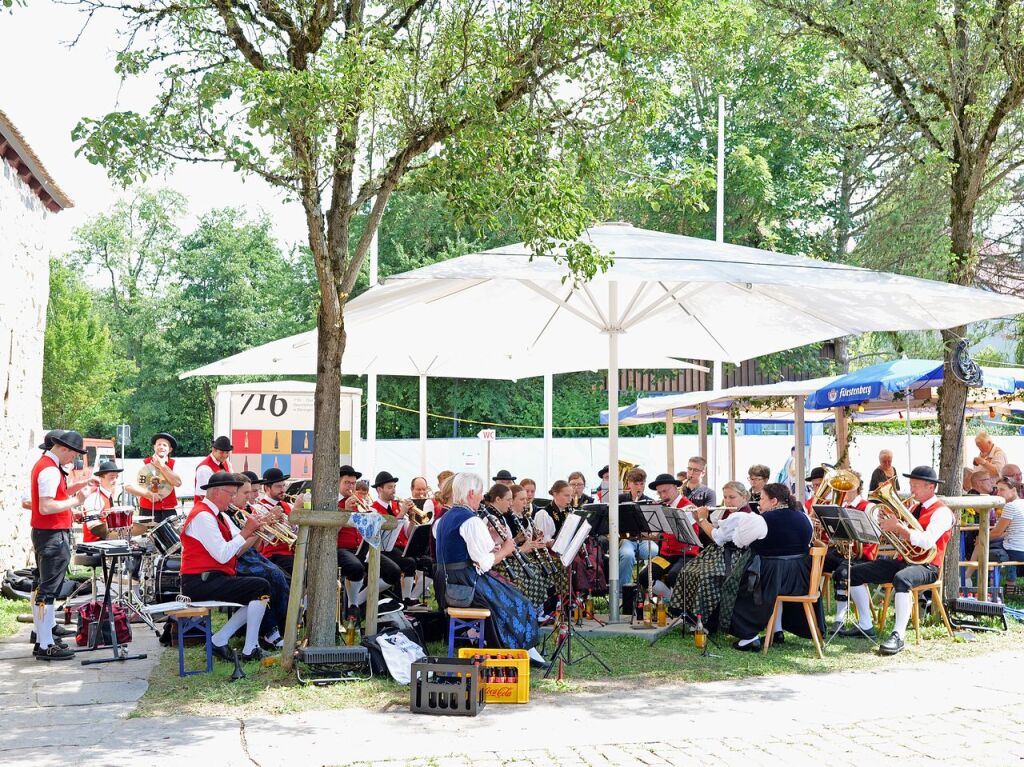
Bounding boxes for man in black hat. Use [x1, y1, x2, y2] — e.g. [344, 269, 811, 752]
[372, 470, 426, 605]
[636, 473, 697, 608]
[254, 467, 297, 575]
[179, 471, 271, 664]
[126, 433, 182, 524]
[82, 461, 147, 542]
[594, 465, 610, 502]
[493, 469, 516, 487]
[840, 466, 954, 655]
[803, 466, 827, 512]
[194, 436, 233, 503]
[28, 430, 95, 661]
[337, 465, 392, 615]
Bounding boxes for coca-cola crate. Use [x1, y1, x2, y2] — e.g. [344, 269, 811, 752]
[410, 656, 485, 716]
[457, 648, 530, 704]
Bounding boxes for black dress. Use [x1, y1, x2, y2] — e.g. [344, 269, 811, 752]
[728, 506, 824, 641]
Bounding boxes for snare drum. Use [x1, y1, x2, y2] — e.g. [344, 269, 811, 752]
[154, 556, 181, 601]
[149, 516, 182, 556]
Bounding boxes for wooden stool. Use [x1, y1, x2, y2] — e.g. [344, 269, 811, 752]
[446, 607, 490, 657]
[173, 607, 213, 676]
[877, 576, 954, 644]
[763, 546, 827, 659]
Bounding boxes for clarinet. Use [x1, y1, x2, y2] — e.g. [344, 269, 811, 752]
[482, 508, 537, 580]
[519, 513, 554, 579]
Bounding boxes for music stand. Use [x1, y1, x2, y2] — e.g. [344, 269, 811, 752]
[641, 505, 707, 648]
[543, 523, 611, 680]
[815, 504, 881, 647]
[403, 525, 432, 605]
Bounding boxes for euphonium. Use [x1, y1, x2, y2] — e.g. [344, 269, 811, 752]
[869, 478, 936, 565]
[807, 464, 863, 558]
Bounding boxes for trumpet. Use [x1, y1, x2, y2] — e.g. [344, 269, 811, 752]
[229, 503, 298, 548]
[407, 498, 433, 525]
[348, 494, 373, 512]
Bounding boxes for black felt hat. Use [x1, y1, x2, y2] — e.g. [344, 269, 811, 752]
[806, 466, 827, 482]
[339, 464, 363, 479]
[51, 430, 86, 454]
[200, 470, 244, 491]
[492, 469, 516, 481]
[261, 467, 291, 485]
[211, 435, 233, 452]
[648, 472, 682, 491]
[903, 465, 944, 485]
[241, 470, 260, 484]
[39, 429, 64, 450]
[598, 465, 610, 479]
[372, 470, 399, 488]
[93, 460, 123, 476]
[151, 432, 178, 452]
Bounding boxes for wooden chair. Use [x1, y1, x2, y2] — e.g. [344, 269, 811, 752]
[876, 564, 954, 643]
[763, 546, 827, 658]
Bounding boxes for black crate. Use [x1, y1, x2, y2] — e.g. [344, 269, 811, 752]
[410, 656, 485, 716]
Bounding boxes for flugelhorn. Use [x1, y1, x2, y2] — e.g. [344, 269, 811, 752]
[869, 478, 935, 565]
[229, 504, 298, 548]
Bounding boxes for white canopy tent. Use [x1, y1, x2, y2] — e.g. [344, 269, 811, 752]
[185, 222, 1024, 622]
[180, 310, 706, 486]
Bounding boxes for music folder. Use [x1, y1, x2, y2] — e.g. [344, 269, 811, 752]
[813, 504, 881, 544]
[579, 502, 647, 539]
[648, 504, 702, 549]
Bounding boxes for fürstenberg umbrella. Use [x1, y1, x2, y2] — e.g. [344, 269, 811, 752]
[360, 222, 1024, 622]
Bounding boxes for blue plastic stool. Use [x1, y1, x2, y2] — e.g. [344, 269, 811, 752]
[174, 607, 213, 676]
[446, 607, 490, 657]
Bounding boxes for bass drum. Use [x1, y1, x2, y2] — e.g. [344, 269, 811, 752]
[154, 556, 181, 602]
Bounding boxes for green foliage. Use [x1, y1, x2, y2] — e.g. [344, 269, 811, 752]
[42, 259, 132, 433]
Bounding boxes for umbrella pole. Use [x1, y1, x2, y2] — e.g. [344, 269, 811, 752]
[366, 373, 377, 474]
[906, 387, 912, 471]
[544, 373, 553, 492]
[794, 395, 806, 503]
[419, 373, 428, 476]
[727, 411, 737, 481]
[608, 282, 621, 623]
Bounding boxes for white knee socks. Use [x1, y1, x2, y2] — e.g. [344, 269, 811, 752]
[345, 579, 362, 607]
[243, 599, 267, 654]
[402, 577, 414, 600]
[893, 591, 912, 639]
[212, 607, 249, 647]
[834, 598, 849, 623]
[652, 581, 672, 599]
[773, 608, 783, 632]
[37, 604, 55, 648]
[850, 585, 874, 629]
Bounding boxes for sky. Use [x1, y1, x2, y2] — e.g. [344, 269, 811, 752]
[0, 4, 310, 254]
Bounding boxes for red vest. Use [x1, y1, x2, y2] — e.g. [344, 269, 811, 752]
[31, 454, 72, 530]
[180, 502, 237, 576]
[193, 455, 232, 501]
[337, 497, 364, 550]
[256, 497, 293, 559]
[659, 494, 697, 558]
[845, 498, 878, 561]
[140, 456, 178, 512]
[914, 496, 952, 566]
[374, 499, 409, 549]
[82, 490, 113, 543]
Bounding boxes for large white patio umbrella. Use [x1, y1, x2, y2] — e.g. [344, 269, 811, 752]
[342, 222, 1024, 621]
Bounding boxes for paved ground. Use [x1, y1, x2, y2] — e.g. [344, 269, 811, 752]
[2, 620, 1023, 767]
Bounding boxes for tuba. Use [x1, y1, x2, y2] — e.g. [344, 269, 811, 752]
[617, 459, 639, 488]
[808, 465, 862, 558]
[136, 463, 172, 501]
[869, 478, 936, 565]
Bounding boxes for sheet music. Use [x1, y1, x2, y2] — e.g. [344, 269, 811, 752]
[551, 513, 581, 556]
[560, 520, 592, 568]
[382, 523, 404, 552]
[144, 600, 243, 614]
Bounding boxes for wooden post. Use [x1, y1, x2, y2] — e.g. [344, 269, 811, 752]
[727, 411, 737, 481]
[834, 406, 849, 468]
[978, 501, 991, 603]
[280, 509, 399, 671]
[698, 404, 708, 461]
[794, 395, 806, 503]
[665, 409, 675, 474]
[939, 495, 1002, 604]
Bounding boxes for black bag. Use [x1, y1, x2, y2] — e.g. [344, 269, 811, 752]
[442, 562, 475, 608]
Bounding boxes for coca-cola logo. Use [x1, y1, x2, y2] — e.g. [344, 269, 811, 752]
[487, 685, 514, 698]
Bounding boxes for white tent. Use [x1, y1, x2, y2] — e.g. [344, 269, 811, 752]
[184, 222, 1024, 622]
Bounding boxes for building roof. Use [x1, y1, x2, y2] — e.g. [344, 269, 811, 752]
[0, 108, 73, 213]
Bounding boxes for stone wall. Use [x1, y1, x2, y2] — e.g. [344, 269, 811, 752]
[0, 159, 51, 572]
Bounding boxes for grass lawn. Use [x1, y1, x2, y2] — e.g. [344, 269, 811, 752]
[0, 598, 25, 639]
[133, 605, 1024, 718]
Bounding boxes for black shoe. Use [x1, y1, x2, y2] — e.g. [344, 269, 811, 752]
[211, 642, 238, 664]
[772, 631, 785, 645]
[240, 647, 267, 663]
[732, 638, 762, 652]
[35, 644, 74, 661]
[30, 632, 69, 649]
[52, 624, 74, 638]
[878, 631, 904, 656]
[528, 657, 551, 671]
[838, 625, 878, 641]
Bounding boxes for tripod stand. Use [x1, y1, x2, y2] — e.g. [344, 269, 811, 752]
[544, 573, 611, 679]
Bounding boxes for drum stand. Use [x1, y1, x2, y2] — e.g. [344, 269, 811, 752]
[111, 552, 159, 636]
[80, 549, 148, 665]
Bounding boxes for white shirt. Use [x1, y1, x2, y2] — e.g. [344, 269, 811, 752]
[533, 508, 559, 542]
[183, 499, 246, 564]
[194, 460, 215, 497]
[36, 450, 62, 499]
[908, 497, 954, 551]
[460, 515, 499, 573]
[1000, 500, 1024, 551]
[712, 512, 768, 548]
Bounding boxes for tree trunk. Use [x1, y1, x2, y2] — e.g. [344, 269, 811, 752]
[307, 291, 346, 646]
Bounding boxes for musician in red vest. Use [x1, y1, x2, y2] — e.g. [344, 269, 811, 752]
[844, 466, 953, 655]
[336, 465, 390, 616]
[637, 473, 696, 604]
[825, 472, 878, 634]
[126, 432, 182, 524]
[193, 435, 233, 502]
[82, 461, 147, 541]
[372, 470, 426, 605]
[29, 430, 94, 661]
[180, 471, 270, 664]
[255, 467, 296, 574]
